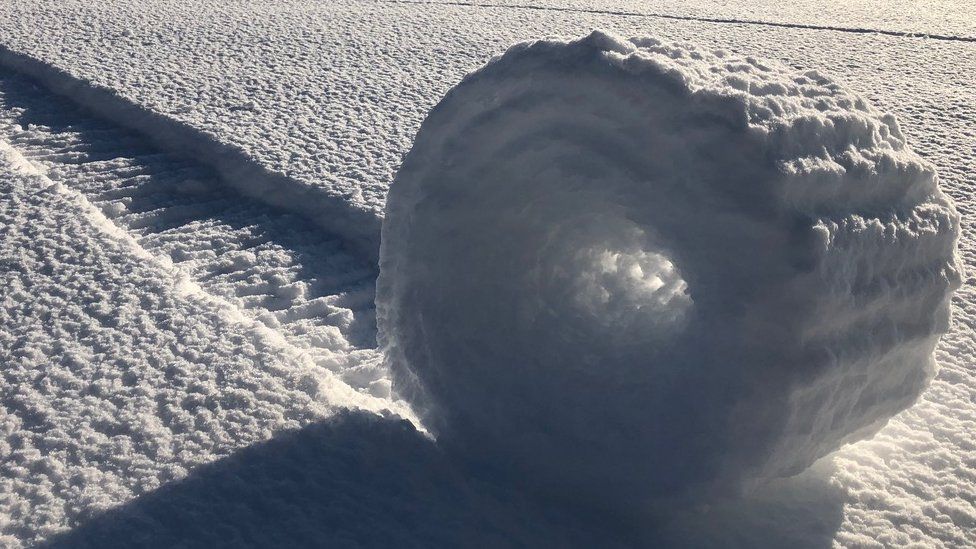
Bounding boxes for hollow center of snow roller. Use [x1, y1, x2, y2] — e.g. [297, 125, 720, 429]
[535, 220, 691, 342]
[570, 247, 689, 323]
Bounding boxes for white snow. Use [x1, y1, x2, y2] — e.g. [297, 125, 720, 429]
[0, 138, 393, 546]
[377, 31, 961, 505]
[445, 0, 976, 40]
[0, 68, 390, 395]
[0, 0, 974, 546]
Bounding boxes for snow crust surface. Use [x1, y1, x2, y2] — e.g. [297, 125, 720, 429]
[448, 0, 976, 39]
[0, 1, 975, 546]
[0, 68, 390, 396]
[377, 31, 961, 503]
[0, 140, 390, 546]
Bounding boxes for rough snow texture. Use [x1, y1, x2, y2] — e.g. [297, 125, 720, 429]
[0, 110, 393, 547]
[378, 32, 961, 504]
[0, 0, 976, 546]
[0, 67, 390, 398]
[0, 0, 971, 243]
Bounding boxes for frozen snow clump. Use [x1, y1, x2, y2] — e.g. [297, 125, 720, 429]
[376, 31, 962, 504]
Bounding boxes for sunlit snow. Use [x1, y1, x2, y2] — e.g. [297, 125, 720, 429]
[0, 1, 974, 547]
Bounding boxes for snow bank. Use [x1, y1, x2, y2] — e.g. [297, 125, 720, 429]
[377, 31, 962, 504]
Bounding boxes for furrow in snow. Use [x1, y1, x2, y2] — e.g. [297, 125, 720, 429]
[0, 140, 375, 547]
[0, 68, 392, 398]
[0, 45, 383, 263]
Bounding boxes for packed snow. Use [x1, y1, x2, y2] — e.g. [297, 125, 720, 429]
[0, 0, 975, 547]
[0, 67, 389, 396]
[378, 31, 961, 505]
[0, 135, 394, 546]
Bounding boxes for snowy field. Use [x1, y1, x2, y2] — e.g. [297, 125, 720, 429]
[0, 0, 974, 547]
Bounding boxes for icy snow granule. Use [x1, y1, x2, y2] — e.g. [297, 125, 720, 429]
[376, 31, 961, 504]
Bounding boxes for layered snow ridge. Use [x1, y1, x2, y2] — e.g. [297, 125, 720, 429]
[377, 31, 962, 503]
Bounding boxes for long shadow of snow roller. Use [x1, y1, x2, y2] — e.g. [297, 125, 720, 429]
[42, 410, 846, 548]
[42, 411, 559, 548]
[376, 30, 961, 512]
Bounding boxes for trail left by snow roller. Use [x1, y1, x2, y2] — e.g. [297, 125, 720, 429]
[376, 31, 961, 506]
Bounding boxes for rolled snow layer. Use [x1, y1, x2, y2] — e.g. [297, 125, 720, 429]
[376, 31, 962, 503]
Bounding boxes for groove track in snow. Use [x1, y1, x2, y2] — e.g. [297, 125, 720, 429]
[381, 0, 976, 43]
[0, 67, 391, 397]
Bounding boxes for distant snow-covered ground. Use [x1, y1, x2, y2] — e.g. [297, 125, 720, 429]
[0, 1, 974, 546]
[450, 0, 976, 39]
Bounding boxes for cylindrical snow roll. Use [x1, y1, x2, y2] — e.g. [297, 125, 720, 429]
[376, 31, 962, 504]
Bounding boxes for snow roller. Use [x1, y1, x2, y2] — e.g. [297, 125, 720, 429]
[376, 31, 961, 504]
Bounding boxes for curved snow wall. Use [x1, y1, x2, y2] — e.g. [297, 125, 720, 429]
[0, 45, 382, 262]
[377, 31, 962, 504]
